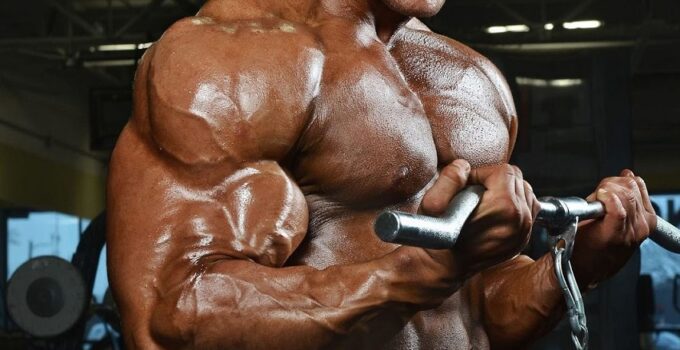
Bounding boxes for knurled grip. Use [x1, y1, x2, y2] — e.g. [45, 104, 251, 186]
[651, 218, 680, 253]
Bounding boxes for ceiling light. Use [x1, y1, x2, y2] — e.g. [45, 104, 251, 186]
[487, 26, 508, 34]
[516, 77, 548, 87]
[506, 25, 530, 32]
[137, 42, 154, 49]
[485, 24, 530, 34]
[549, 79, 583, 87]
[516, 77, 583, 88]
[83, 59, 137, 68]
[90, 42, 154, 52]
[544, 23, 554, 31]
[563, 20, 602, 30]
[96, 44, 137, 51]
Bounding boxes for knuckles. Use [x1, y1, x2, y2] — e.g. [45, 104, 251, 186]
[610, 206, 628, 221]
[440, 163, 467, 183]
[496, 197, 523, 223]
[482, 166, 534, 233]
[511, 165, 523, 178]
[599, 177, 640, 197]
[622, 177, 639, 191]
[499, 163, 516, 177]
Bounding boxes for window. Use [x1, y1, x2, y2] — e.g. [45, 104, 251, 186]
[7, 211, 108, 302]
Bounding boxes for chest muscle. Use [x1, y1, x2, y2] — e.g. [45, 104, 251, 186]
[294, 46, 438, 209]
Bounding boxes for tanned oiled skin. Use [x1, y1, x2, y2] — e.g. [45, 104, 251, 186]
[107, 0, 657, 349]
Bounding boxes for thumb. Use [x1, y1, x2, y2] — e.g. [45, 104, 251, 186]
[468, 164, 513, 191]
[422, 159, 471, 215]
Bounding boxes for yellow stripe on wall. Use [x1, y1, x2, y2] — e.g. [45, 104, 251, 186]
[0, 142, 105, 218]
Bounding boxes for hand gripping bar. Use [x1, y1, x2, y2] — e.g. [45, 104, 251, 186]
[374, 185, 680, 253]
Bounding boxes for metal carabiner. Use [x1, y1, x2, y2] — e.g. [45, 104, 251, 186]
[549, 218, 588, 350]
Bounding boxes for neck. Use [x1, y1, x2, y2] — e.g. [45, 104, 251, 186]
[370, 0, 410, 43]
[200, 0, 412, 43]
[319, 0, 410, 43]
[200, 0, 320, 22]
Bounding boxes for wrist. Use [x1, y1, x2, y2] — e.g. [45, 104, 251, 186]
[568, 246, 600, 292]
[377, 248, 463, 310]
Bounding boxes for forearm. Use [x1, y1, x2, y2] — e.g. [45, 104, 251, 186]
[150, 251, 449, 349]
[473, 254, 566, 349]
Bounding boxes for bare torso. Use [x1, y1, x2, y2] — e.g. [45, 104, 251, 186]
[107, 1, 519, 349]
[288, 11, 516, 349]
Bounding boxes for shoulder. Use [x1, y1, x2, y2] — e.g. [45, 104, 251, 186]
[391, 24, 516, 130]
[140, 16, 324, 165]
[149, 16, 325, 104]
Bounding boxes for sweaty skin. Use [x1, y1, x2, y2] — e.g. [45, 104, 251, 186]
[107, 0, 657, 349]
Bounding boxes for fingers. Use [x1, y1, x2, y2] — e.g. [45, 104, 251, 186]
[634, 175, 657, 235]
[422, 159, 471, 215]
[512, 166, 527, 206]
[450, 163, 536, 275]
[588, 170, 655, 246]
[468, 164, 535, 213]
[597, 174, 643, 212]
[635, 176, 655, 214]
[621, 170, 656, 240]
[524, 180, 541, 220]
[468, 164, 515, 190]
[618, 170, 644, 205]
[511, 166, 536, 249]
[512, 166, 533, 224]
[621, 170, 655, 216]
[595, 185, 627, 235]
[574, 171, 656, 285]
[603, 180, 649, 243]
[586, 191, 597, 202]
[468, 164, 535, 236]
[469, 164, 516, 192]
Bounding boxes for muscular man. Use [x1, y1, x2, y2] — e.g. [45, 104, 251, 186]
[106, 0, 657, 348]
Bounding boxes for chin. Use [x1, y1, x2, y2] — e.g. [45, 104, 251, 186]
[381, 0, 445, 18]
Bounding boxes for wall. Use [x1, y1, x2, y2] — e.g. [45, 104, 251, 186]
[0, 53, 111, 218]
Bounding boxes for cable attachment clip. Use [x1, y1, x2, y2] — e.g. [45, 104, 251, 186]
[549, 217, 588, 350]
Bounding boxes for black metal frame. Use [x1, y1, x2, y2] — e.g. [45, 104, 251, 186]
[0, 210, 7, 330]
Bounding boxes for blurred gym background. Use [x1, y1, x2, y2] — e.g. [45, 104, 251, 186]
[0, 0, 678, 349]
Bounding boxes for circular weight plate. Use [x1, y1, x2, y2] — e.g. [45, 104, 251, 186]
[7, 256, 87, 337]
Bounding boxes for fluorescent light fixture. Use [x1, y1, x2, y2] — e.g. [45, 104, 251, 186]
[517, 77, 548, 87]
[487, 26, 508, 34]
[550, 79, 583, 87]
[92, 42, 154, 52]
[97, 44, 137, 51]
[516, 77, 583, 88]
[563, 20, 602, 30]
[485, 24, 530, 34]
[506, 24, 530, 32]
[544, 23, 554, 31]
[83, 59, 137, 68]
[137, 42, 154, 49]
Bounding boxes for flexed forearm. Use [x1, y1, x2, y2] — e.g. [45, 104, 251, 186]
[148, 248, 461, 350]
[472, 254, 565, 350]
